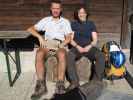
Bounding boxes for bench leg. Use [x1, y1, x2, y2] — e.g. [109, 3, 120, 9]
[4, 51, 13, 86]
[4, 50, 21, 87]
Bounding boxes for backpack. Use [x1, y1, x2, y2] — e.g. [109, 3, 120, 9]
[102, 41, 126, 80]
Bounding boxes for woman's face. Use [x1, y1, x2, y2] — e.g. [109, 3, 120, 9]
[78, 8, 87, 22]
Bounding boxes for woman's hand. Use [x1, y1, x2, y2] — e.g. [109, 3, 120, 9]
[83, 45, 92, 52]
[76, 45, 85, 53]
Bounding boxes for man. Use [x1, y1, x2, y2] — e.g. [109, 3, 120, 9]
[27, 0, 72, 99]
[66, 6, 105, 90]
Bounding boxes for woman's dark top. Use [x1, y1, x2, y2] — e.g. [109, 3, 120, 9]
[71, 20, 97, 47]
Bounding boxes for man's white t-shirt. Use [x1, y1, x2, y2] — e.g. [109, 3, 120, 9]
[34, 16, 72, 41]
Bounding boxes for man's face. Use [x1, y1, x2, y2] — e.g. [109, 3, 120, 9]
[50, 3, 62, 18]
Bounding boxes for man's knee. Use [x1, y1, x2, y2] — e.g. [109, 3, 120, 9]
[57, 48, 66, 60]
[36, 48, 48, 61]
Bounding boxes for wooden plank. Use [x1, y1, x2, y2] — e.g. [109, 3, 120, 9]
[0, 25, 30, 31]
[0, 0, 18, 3]
[120, 0, 128, 48]
[0, 16, 43, 24]
[62, 0, 85, 5]
[23, 0, 84, 5]
[0, 31, 31, 39]
[97, 33, 120, 47]
[0, 8, 43, 17]
[23, 0, 49, 5]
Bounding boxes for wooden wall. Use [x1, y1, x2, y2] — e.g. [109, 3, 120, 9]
[88, 0, 124, 46]
[0, 0, 125, 47]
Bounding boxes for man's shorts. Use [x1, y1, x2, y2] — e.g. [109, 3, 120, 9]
[44, 39, 67, 51]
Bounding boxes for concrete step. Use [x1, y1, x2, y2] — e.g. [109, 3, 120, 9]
[0, 72, 132, 100]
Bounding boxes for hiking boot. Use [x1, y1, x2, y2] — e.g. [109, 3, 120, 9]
[55, 80, 66, 94]
[31, 80, 48, 100]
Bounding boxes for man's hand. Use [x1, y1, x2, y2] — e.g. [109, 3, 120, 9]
[38, 36, 46, 48]
[64, 33, 72, 45]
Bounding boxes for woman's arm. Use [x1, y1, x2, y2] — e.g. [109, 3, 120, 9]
[90, 31, 98, 47]
[70, 32, 85, 53]
[84, 31, 98, 52]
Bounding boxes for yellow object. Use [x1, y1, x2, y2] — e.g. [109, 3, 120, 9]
[102, 41, 126, 79]
[105, 64, 126, 77]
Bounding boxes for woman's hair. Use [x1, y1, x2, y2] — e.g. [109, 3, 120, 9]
[74, 5, 89, 22]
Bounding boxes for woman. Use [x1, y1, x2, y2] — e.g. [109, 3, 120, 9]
[66, 6, 105, 90]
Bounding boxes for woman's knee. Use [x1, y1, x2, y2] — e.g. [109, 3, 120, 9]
[67, 51, 76, 61]
[95, 48, 104, 57]
[100, 52, 105, 60]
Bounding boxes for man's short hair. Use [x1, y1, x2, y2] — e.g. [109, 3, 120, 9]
[50, 0, 62, 6]
[49, 0, 62, 16]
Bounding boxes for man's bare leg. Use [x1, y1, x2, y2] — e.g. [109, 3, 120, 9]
[55, 48, 67, 94]
[31, 48, 49, 99]
[57, 48, 66, 80]
[35, 48, 49, 80]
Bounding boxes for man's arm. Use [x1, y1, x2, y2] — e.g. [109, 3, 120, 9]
[27, 26, 41, 39]
[27, 26, 45, 48]
[63, 33, 72, 45]
[59, 33, 72, 48]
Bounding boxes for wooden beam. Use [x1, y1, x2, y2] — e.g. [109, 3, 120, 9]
[120, 0, 128, 48]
